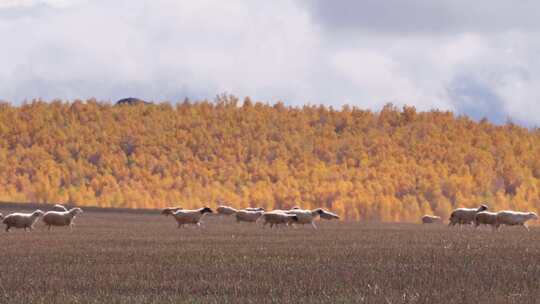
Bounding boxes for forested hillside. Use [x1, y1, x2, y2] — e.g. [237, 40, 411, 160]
[0, 96, 539, 221]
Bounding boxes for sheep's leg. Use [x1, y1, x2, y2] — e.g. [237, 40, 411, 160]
[5, 225, 10, 232]
[48, 225, 52, 231]
[311, 222, 318, 229]
[522, 224, 530, 231]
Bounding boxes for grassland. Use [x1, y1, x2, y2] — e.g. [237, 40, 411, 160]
[0, 205, 539, 303]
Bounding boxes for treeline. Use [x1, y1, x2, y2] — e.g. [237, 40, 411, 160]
[0, 96, 539, 221]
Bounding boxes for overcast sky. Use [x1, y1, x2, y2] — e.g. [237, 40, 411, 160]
[1, 0, 539, 125]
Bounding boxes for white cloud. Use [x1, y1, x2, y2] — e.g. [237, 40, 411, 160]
[0, 0, 79, 9]
[0, 0, 540, 125]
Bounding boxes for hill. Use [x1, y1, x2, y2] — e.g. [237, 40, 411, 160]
[0, 96, 539, 221]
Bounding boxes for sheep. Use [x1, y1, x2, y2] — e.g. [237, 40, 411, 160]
[166, 207, 213, 228]
[449, 204, 488, 227]
[286, 208, 324, 229]
[319, 209, 340, 220]
[216, 205, 238, 216]
[244, 207, 264, 212]
[474, 211, 499, 230]
[42, 205, 83, 231]
[3, 210, 44, 232]
[495, 210, 539, 231]
[161, 207, 182, 216]
[235, 210, 264, 223]
[259, 212, 299, 228]
[422, 215, 442, 224]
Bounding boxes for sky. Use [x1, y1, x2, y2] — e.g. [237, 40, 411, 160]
[0, 0, 539, 125]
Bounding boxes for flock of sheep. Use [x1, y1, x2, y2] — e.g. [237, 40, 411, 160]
[422, 204, 539, 231]
[0, 201, 537, 233]
[161, 205, 341, 229]
[0, 204, 82, 232]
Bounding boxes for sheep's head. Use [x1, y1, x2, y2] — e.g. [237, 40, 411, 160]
[320, 211, 340, 220]
[477, 204, 488, 212]
[70, 208, 83, 216]
[201, 207, 213, 214]
[528, 212, 539, 220]
[33, 210, 44, 217]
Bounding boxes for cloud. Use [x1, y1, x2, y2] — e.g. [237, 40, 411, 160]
[304, 0, 540, 35]
[0, 0, 540, 126]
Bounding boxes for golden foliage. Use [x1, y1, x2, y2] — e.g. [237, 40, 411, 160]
[1, 97, 539, 221]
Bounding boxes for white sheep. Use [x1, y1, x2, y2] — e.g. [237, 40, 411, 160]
[216, 205, 238, 216]
[319, 209, 340, 220]
[166, 207, 213, 228]
[42, 204, 83, 231]
[244, 207, 265, 212]
[474, 211, 499, 230]
[495, 210, 538, 231]
[286, 208, 324, 229]
[3, 210, 44, 232]
[235, 210, 264, 223]
[259, 211, 299, 228]
[449, 204, 488, 227]
[421, 215, 442, 224]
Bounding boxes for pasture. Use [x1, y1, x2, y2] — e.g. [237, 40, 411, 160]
[0, 205, 539, 303]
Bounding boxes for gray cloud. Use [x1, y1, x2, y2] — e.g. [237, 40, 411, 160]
[304, 0, 540, 35]
[0, 0, 539, 126]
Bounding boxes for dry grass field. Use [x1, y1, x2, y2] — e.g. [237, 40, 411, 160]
[0, 204, 539, 303]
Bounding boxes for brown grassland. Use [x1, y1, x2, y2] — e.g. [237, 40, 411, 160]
[0, 204, 539, 304]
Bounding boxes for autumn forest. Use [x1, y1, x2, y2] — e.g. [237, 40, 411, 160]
[0, 96, 539, 222]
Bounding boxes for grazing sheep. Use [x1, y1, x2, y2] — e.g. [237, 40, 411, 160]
[474, 211, 499, 230]
[319, 209, 340, 220]
[286, 208, 324, 229]
[3, 210, 44, 232]
[259, 212, 299, 228]
[42, 205, 83, 231]
[422, 215, 442, 224]
[496, 211, 539, 231]
[216, 206, 238, 216]
[161, 207, 182, 216]
[166, 207, 213, 228]
[449, 204, 488, 227]
[235, 210, 264, 223]
[244, 207, 265, 212]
